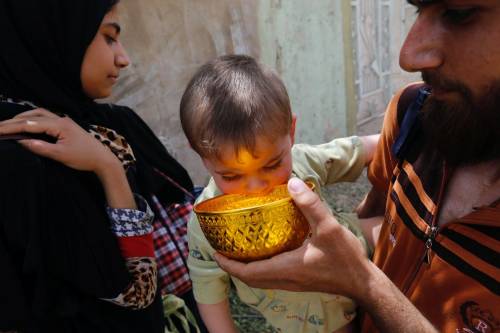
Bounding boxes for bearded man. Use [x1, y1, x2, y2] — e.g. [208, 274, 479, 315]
[214, 1, 500, 332]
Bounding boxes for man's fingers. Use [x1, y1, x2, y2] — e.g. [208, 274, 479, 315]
[214, 253, 284, 286]
[213, 253, 248, 279]
[287, 178, 335, 231]
[214, 249, 305, 290]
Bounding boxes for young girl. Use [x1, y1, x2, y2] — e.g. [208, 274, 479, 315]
[0, 0, 200, 332]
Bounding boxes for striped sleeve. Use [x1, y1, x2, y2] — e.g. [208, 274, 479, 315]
[101, 195, 158, 309]
[368, 85, 409, 192]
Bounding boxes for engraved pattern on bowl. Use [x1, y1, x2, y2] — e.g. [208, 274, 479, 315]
[194, 183, 312, 262]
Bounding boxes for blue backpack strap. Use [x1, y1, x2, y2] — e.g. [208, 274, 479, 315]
[392, 84, 431, 159]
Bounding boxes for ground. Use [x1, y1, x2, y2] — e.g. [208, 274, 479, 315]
[229, 172, 372, 332]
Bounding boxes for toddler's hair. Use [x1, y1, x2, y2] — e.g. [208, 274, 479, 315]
[180, 54, 292, 159]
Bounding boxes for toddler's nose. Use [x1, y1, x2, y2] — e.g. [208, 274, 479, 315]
[246, 178, 269, 195]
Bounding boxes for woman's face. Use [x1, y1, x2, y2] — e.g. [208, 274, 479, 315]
[80, 5, 130, 99]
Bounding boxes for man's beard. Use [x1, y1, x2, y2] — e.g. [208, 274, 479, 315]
[421, 72, 500, 166]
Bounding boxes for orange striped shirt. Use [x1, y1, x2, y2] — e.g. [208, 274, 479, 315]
[361, 84, 500, 333]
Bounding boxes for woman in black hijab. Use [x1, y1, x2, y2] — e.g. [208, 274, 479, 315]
[0, 0, 197, 332]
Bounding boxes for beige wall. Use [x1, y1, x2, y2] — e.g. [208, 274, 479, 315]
[352, 1, 419, 135]
[109, 0, 261, 184]
[109, 0, 416, 185]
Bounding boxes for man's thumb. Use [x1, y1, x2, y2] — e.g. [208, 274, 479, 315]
[287, 178, 332, 230]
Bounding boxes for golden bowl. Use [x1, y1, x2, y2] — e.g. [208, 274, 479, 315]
[193, 182, 312, 262]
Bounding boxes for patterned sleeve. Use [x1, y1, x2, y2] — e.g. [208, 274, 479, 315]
[187, 179, 232, 305]
[100, 195, 158, 309]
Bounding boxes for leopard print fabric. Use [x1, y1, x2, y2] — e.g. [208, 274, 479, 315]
[0, 94, 37, 108]
[105, 196, 158, 309]
[103, 257, 158, 309]
[89, 125, 136, 170]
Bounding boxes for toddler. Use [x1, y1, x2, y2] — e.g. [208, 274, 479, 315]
[181, 54, 378, 333]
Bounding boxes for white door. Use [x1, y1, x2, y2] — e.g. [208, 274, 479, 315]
[351, 0, 418, 134]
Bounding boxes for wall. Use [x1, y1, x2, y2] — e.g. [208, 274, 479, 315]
[109, 0, 261, 184]
[351, 0, 418, 135]
[257, 1, 354, 142]
[110, 0, 416, 185]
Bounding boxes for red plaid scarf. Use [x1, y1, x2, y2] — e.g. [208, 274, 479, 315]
[151, 195, 192, 296]
[150, 168, 202, 296]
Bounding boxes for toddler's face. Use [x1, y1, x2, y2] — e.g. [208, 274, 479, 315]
[203, 134, 294, 195]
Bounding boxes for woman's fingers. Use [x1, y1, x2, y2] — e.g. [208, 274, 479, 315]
[13, 108, 60, 119]
[0, 108, 62, 136]
[0, 108, 65, 136]
[18, 139, 60, 160]
[1, 115, 117, 173]
[0, 117, 63, 138]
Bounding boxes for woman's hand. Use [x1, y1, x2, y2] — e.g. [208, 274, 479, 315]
[0, 108, 135, 209]
[0, 108, 121, 174]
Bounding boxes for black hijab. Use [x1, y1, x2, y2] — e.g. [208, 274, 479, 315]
[0, 0, 191, 331]
[0, 0, 193, 204]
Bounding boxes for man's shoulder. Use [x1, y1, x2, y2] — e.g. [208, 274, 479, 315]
[393, 82, 427, 124]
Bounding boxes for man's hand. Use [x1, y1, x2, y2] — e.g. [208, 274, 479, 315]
[215, 177, 438, 333]
[214, 177, 373, 299]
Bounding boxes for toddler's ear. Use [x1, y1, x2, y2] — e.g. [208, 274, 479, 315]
[200, 157, 211, 172]
[290, 114, 297, 144]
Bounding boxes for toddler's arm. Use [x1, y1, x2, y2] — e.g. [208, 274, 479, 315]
[333, 323, 354, 333]
[188, 179, 238, 331]
[359, 134, 380, 166]
[197, 299, 238, 333]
